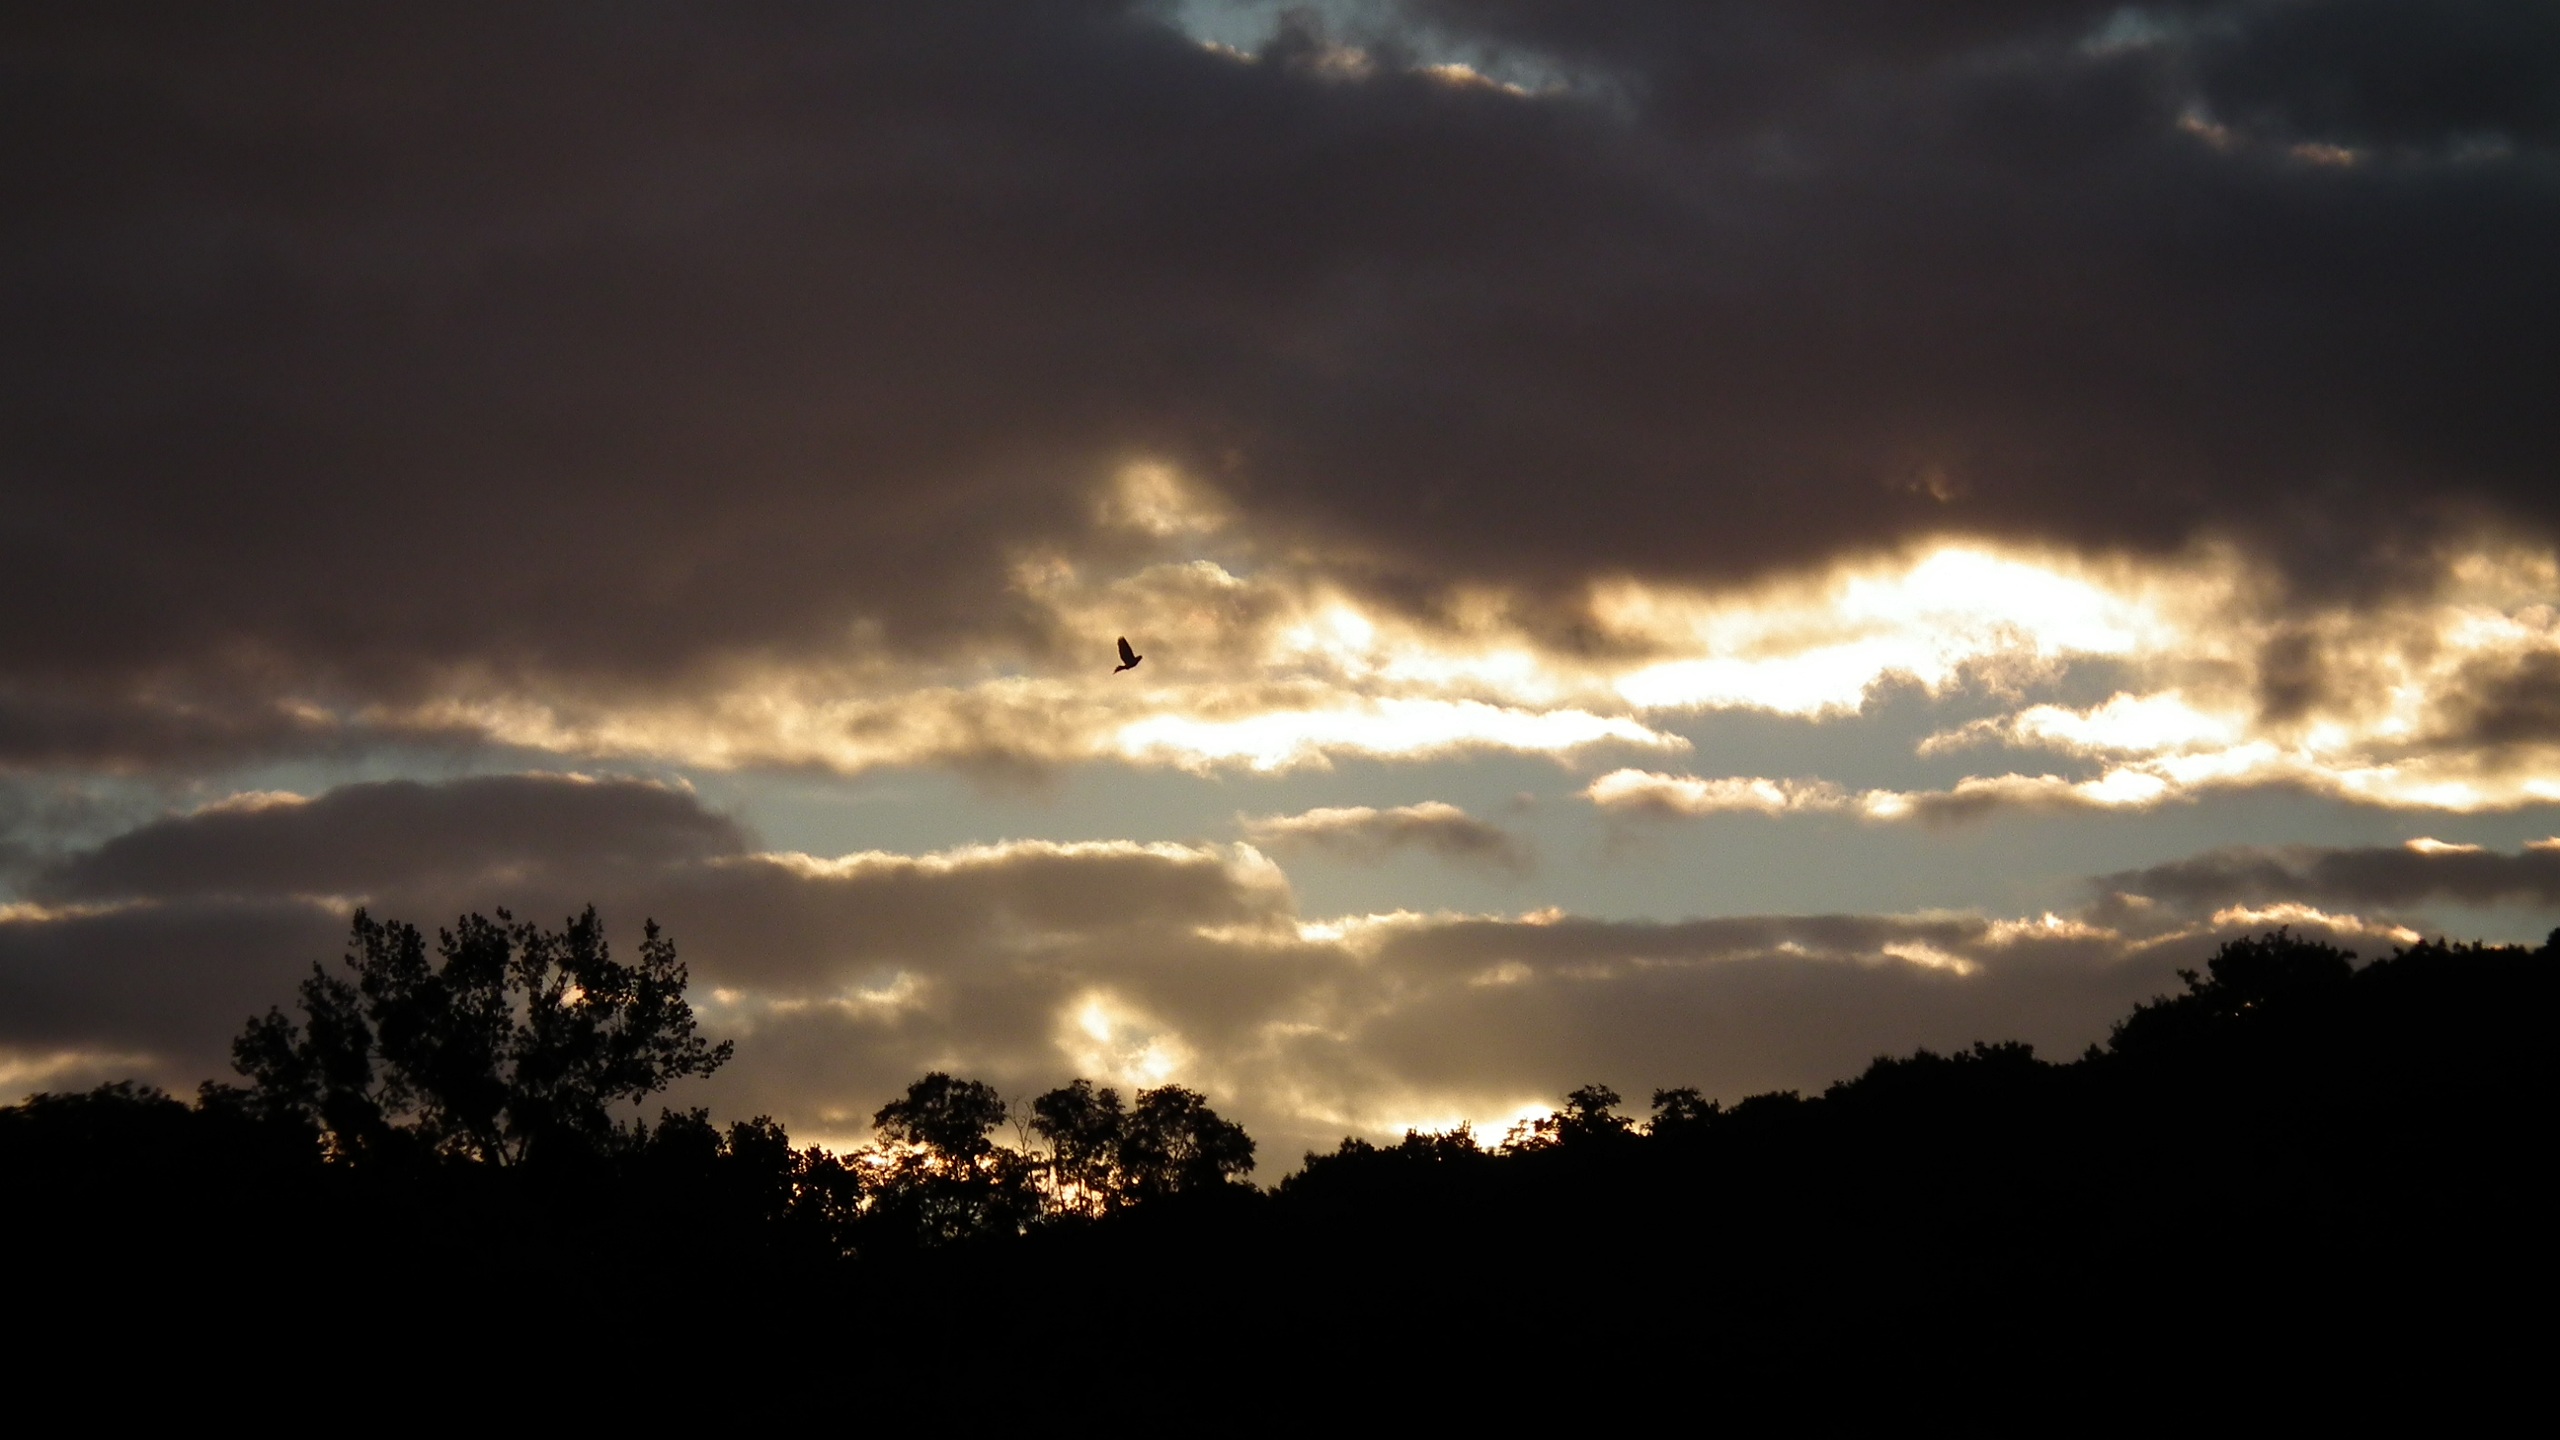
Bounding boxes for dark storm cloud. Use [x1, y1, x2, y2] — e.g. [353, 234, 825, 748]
[30, 773, 746, 903]
[2432, 650, 2560, 749]
[2196, 0, 2560, 151]
[1418, 0, 2560, 132]
[2104, 839, 2560, 912]
[0, 687, 422, 773]
[0, 898, 342, 1061]
[4, 1, 2555, 766]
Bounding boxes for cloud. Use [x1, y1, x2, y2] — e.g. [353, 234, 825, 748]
[1584, 771, 1861, 818]
[1241, 802, 1529, 872]
[2, 3, 2555, 782]
[19, 530, 2522, 816]
[1585, 767, 2174, 824]
[0, 770, 2455, 1162]
[2188, 0, 2560, 152]
[2101, 838, 2560, 914]
[2434, 650, 2560, 748]
[31, 774, 748, 903]
[0, 896, 346, 1062]
[1566, 539, 2560, 821]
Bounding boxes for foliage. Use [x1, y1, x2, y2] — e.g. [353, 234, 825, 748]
[1504, 1082, 1635, 1149]
[1029, 1077, 1127, 1215]
[227, 906, 731, 1165]
[872, 1071, 1010, 1166]
[858, 1074, 1260, 1243]
[864, 1072, 1041, 1248]
[1646, 1086, 1721, 1136]
[1114, 1083, 1258, 1200]
[2108, 926, 2359, 1056]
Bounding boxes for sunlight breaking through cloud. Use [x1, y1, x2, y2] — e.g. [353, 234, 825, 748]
[1601, 545, 2200, 715]
[316, 503, 2560, 815]
[18, 769, 2550, 1163]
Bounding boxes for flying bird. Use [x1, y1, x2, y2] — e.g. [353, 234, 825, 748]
[1113, 637, 1143, 673]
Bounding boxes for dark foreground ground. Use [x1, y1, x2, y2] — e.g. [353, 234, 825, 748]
[7, 932, 2551, 1403]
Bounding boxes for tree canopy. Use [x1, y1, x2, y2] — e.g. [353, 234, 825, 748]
[226, 906, 731, 1164]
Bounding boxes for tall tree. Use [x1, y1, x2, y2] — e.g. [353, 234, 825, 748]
[229, 907, 730, 1164]
[872, 1072, 1009, 1170]
[866, 1072, 1038, 1246]
[1116, 1085, 1255, 1200]
[1029, 1078, 1127, 1216]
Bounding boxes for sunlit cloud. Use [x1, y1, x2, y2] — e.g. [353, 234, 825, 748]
[1058, 991, 1196, 1089]
[2203, 903, 2419, 947]
[1601, 544, 2204, 715]
[1879, 940, 1979, 976]
[1927, 691, 2247, 757]
[1116, 699, 1678, 771]
[0, 900, 132, 925]
[0, 1047, 158, 1093]
[1585, 768, 2174, 823]
[1581, 539, 2560, 818]
[1583, 771, 1862, 817]
[1415, 61, 1534, 97]
[170, 496, 2558, 815]
[1095, 461, 1233, 539]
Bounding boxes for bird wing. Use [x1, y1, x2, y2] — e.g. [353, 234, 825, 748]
[1118, 637, 1137, 665]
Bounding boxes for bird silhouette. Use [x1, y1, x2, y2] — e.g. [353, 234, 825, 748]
[1114, 637, 1143, 673]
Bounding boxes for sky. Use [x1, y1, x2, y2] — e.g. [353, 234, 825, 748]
[6, 0, 2559, 1163]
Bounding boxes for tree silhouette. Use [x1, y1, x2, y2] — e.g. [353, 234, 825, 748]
[1116, 1084, 1255, 1199]
[2109, 927, 2358, 1057]
[873, 1071, 1009, 1166]
[1029, 1078, 1127, 1215]
[227, 907, 730, 1164]
[865, 1072, 1039, 1246]
[627, 1107, 867, 1261]
[1508, 1082, 1635, 1150]
[1647, 1086, 1721, 1137]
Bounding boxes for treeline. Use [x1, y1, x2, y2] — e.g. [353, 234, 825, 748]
[4, 907, 1256, 1274]
[6, 915, 2555, 1381]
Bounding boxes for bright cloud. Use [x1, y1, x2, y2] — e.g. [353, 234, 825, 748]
[1585, 768, 2174, 823]
[1583, 771, 1863, 817]
[231, 496, 2560, 815]
[1603, 544, 2197, 714]
[1116, 699, 1678, 771]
